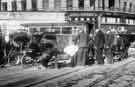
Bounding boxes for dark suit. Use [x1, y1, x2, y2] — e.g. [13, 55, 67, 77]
[95, 30, 105, 64]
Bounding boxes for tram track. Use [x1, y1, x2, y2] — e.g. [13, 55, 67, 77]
[0, 67, 84, 87]
[30, 59, 135, 87]
[1, 58, 134, 87]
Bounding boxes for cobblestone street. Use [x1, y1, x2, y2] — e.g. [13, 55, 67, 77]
[0, 58, 135, 87]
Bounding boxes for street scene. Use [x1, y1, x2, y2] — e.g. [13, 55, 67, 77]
[0, 0, 135, 87]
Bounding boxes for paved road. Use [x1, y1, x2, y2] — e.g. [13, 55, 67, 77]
[0, 58, 135, 87]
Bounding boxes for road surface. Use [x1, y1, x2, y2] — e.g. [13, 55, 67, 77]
[0, 57, 135, 87]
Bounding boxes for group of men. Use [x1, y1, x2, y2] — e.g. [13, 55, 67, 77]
[71, 25, 130, 66]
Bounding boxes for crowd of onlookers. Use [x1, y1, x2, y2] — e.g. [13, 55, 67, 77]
[71, 27, 131, 66]
[0, 28, 132, 68]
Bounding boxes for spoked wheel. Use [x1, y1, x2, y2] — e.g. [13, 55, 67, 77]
[22, 56, 34, 64]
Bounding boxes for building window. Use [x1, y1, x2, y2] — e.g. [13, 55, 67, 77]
[32, 0, 37, 11]
[54, 0, 61, 10]
[102, 0, 105, 9]
[129, 3, 132, 12]
[123, 2, 127, 11]
[21, 0, 26, 11]
[79, 0, 84, 9]
[90, 0, 95, 9]
[67, 0, 72, 10]
[0, 0, 1, 11]
[12, 0, 17, 11]
[109, 0, 115, 9]
[43, 0, 49, 9]
[2, 2, 7, 11]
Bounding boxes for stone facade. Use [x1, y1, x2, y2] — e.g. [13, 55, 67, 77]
[0, 0, 135, 34]
[0, 0, 134, 12]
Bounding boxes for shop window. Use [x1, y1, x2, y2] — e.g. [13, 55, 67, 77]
[2, 2, 7, 11]
[109, 0, 115, 9]
[51, 27, 61, 34]
[67, 0, 72, 10]
[102, 17, 105, 23]
[12, 0, 17, 11]
[21, 0, 26, 11]
[62, 27, 72, 34]
[79, 0, 84, 9]
[116, 18, 120, 23]
[32, 0, 37, 11]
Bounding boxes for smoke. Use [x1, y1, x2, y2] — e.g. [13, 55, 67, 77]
[64, 45, 79, 56]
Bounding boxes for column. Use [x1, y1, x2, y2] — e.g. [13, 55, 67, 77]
[105, 0, 109, 10]
[49, 0, 54, 9]
[84, 0, 90, 10]
[7, 0, 12, 11]
[61, 0, 66, 10]
[73, 0, 78, 10]
[37, 0, 43, 10]
[17, 0, 22, 11]
[115, 0, 119, 10]
[27, 0, 32, 11]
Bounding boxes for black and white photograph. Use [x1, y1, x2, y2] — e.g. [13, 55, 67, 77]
[0, 0, 135, 87]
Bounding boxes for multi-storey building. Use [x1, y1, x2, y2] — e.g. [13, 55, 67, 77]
[0, 0, 135, 49]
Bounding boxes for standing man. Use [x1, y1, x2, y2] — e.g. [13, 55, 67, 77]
[104, 30, 114, 64]
[95, 29, 105, 64]
[74, 24, 90, 66]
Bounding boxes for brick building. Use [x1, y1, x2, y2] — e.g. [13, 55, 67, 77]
[0, 0, 135, 49]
